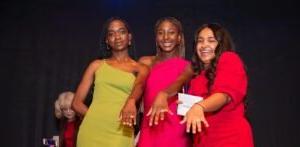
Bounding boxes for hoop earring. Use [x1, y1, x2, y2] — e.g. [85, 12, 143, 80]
[106, 44, 110, 50]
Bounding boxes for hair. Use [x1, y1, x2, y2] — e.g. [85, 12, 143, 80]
[54, 91, 79, 147]
[99, 17, 137, 60]
[154, 17, 185, 58]
[54, 91, 75, 119]
[192, 23, 235, 91]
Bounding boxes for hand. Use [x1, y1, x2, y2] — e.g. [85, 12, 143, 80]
[147, 91, 173, 126]
[119, 98, 136, 127]
[180, 104, 209, 134]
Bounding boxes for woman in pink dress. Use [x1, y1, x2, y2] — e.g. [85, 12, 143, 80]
[136, 17, 193, 147]
[181, 23, 254, 147]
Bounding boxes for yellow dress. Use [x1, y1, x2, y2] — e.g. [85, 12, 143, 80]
[77, 61, 135, 147]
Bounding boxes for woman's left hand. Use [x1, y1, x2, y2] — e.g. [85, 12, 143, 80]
[180, 104, 209, 134]
[147, 91, 173, 126]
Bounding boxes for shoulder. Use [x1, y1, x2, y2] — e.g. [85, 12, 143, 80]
[219, 51, 241, 61]
[87, 59, 104, 71]
[217, 51, 245, 71]
[138, 56, 155, 67]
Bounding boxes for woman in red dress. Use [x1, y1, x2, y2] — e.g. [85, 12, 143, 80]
[181, 23, 254, 147]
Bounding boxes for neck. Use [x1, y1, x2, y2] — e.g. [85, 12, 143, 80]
[110, 50, 131, 62]
[156, 49, 179, 61]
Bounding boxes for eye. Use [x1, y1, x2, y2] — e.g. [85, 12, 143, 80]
[208, 39, 217, 43]
[169, 31, 176, 35]
[197, 39, 203, 43]
[119, 29, 128, 34]
[107, 32, 114, 37]
[157, 31, 163, 35]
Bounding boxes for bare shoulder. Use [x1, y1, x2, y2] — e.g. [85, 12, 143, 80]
[138, 56, 155, 67]
[88, 59, 104, 71]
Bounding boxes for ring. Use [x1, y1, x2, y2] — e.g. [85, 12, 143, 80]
[195, 119, 201, 123]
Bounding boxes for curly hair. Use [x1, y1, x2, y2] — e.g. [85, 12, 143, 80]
[154, 17, 185, 58]
[192, 23, 235, 92]
[54, 91, 75, 119]
[99, 17, 137, 60]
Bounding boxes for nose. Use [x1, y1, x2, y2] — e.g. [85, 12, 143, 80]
[163, 33, 169, 40]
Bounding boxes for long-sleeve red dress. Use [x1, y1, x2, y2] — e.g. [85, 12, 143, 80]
[188, 52, 254, 147]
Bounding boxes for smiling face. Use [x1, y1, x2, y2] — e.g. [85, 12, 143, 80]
[156, 20, 181, 53]
[196, 27, 219, 65]
[106, 20, 132, 52]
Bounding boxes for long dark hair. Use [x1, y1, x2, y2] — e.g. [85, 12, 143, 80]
[154, 17, 185, 58]
[192, 23, 235, 91]
[99, 17, 137, 60]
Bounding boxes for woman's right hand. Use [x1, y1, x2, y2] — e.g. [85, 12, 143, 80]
[180, 103, 209, 134]
[120, 98, 137, 127]
[147, 91, 173, 126]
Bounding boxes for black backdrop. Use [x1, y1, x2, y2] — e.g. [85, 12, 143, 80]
[1, 0, 299, 147]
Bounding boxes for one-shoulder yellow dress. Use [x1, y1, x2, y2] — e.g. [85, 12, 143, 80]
[77, 61, 135, 147]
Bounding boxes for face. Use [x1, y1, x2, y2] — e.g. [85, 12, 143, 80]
[196, 27, 218, 65]
[156, 20, 181, 53]
[61, 104, 75, 120]
[106, 20, 132, 51]
[61, 107, 75, 120]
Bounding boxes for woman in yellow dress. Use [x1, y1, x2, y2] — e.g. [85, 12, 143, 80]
[72, 17, 148, 147]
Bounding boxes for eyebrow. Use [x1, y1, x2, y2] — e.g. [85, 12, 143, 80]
[108, 27, 127, 32]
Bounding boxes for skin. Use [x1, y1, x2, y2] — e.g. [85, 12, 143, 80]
[72, 20, 149, 127]
[180, 27, 230, 134]
[140, 20, 194, 127]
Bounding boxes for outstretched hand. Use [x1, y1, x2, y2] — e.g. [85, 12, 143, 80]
[147, 91, 173, 126]
[180, 104, 209, 134]
[119, 98, 136, 127]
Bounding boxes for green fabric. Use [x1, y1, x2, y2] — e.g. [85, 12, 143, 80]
[77, 61, 136, 147]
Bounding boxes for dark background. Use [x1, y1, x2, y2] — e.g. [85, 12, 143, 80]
[1, 0, 299, 146]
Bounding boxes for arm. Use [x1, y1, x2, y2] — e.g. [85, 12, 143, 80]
[72, 60, 101, 117]
[120, 61, 150, 126]
[148, 64, 194, 126]
[180, 93, 229, 133]
[181, 52, 246, 133]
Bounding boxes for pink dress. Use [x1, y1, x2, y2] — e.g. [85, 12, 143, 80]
[138, 57, 192, 147]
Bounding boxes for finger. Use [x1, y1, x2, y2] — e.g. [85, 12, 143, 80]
[202, 118, 209, 128]
[129, 115, 135, 126]
[154, 111, 160, 125]
[180, 116, 187, 124]
[146, 108, 152, 116]
[123, 114, 128, 125]
[186, 119, 192, 133]
[149, 109, 156, 126]
[167, 109, 174, 115]
[192, 121, 197, 134]
[125, 115, 131, 126]
[134, 117, 137, 125]
[196, 120, 202, 133]
[119, 110, 124, 121]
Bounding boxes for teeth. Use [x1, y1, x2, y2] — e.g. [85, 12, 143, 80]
[163, 43, 172, 46]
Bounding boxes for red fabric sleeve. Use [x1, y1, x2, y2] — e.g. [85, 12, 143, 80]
[211, 52, 248, 110]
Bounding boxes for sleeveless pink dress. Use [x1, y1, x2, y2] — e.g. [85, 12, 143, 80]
[137, 57, 192, 147]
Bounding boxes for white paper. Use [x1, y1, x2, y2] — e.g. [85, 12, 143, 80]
[177, 93, 203, 116]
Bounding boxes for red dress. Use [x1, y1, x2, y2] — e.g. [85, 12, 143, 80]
[63, 121, 76, 147]
[188, 52, 254, 147]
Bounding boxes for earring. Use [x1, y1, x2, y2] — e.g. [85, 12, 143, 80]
[106, 44, 110, 50]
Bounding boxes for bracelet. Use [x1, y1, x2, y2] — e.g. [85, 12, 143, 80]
[194, 103, 206, 112]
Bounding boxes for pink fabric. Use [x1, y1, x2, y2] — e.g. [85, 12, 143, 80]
[138, 57, 192, 147]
